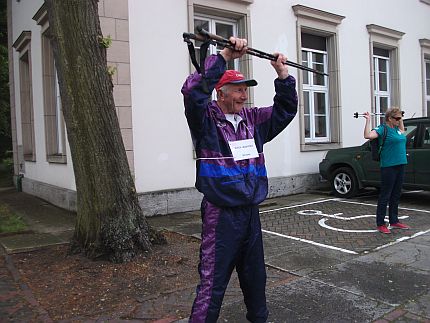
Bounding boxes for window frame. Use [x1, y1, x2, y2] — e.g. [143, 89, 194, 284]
[34, 4, 67, 164]
[293, 5, 345, 151]
[193, 14, 239, 72]
[367, 24, 404, 128]
[13, 31, 36, 162]
[420, 39, 430, 116]
[187, 0, 253, 104]
[426, 59, 430, 116]
[373, 52, 391, 124]
[302, 45, 330, 143]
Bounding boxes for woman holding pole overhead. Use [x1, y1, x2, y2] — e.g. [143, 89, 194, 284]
[363, 107, 410, 234]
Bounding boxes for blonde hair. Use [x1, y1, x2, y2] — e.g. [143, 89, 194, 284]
[385, 107, 402, 121]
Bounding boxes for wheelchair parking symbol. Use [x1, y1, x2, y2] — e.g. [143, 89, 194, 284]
[297, 210, 409, 233]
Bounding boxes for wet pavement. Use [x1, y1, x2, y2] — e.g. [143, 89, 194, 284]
[0, 187, 430, 322]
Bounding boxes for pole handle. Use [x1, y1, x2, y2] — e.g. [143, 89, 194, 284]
[353, 111, 405, 118]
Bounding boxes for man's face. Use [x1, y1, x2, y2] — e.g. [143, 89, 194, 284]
[219, 84, 248, 114]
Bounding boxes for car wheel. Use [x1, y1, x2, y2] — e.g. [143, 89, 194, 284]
[331, 167, 359, 198]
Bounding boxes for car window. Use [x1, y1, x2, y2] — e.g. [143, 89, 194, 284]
[423, 125, 430, 148]
[404, 125, 418, 148]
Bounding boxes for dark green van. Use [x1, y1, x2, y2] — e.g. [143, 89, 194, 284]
[319, 117, 430, 198]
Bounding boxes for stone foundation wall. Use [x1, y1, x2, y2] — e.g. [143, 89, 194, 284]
[20, 173, 321, 216]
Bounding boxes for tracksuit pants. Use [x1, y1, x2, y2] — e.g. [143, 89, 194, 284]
[189, 198, 268, 323]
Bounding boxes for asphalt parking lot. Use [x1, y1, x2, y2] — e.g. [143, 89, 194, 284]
[149, 189, 430, 322]
[261, 190, 430, 262]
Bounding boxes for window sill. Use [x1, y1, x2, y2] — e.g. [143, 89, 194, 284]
[24, 154, 36, 162]
[301, 142, 342, 152]
[47, 155, 67, 164]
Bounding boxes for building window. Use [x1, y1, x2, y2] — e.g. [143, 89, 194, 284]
[426, 59, 430, 115]
[293, 5, 345, 151]
[302, 34, 329, 142]
[420, 39, 430, 116]
[41, 31, 67, 163]
[367, 24, 404, 126]
[13, 31, 36, 162]
[187, 0, 253, 101]
[194, 16, 238, 71]
[373, 48, 390, 124]
[34, 4, 67, 163]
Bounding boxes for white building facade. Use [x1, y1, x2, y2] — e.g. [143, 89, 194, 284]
[8, 0, 430, 215]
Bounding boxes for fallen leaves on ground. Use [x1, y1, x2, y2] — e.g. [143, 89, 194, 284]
[12, 231, 200, 321]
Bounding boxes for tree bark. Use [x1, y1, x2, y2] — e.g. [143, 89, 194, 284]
[45, 0, 164, 262]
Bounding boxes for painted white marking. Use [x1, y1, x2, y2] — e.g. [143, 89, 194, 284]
[297, 210, 383, 220]
[318, 218, 377, 233]
[297, 210, 344, 218]
[373, 229, 430, 251]
[260, 198, 337, 214]
[401, 190, 424, 194]
[262, 229, 358, 254]
[298, 210, 408, 233]
[260, 198, 429, 253]
[335, 199, 430, 214]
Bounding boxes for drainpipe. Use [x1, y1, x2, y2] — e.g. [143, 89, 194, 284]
[16, 173, 24, 192]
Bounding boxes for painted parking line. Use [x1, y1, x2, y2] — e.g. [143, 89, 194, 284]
[260, 198, 337, 214]
[260, 198, 430, 254]
[297, 210, 409, 233]
[334, 198, 430, 214]
[261, 198, 353, 254]
[401, 190, 424, 194]
[373, 229, 430, 251]
[261, 229, 358, 254]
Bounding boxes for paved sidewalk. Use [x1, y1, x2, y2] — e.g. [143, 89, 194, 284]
[0, 187, 429, 322]
[150, 192, 430, 323]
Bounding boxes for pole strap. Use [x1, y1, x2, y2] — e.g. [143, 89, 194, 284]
[185, 37, 211, 94]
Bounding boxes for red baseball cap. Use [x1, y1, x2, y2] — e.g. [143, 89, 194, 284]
[215, 70, 258, 91]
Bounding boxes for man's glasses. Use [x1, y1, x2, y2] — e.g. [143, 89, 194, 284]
[392, 116, 402, 121]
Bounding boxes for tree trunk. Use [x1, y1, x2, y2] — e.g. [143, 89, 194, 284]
[45, 0, 164, 262]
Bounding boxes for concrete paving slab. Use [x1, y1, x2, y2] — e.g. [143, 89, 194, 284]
[0, 233, 65, 254]
[0, 189, 75, 234]
[51, 229, 75, 242]
[263, 233, 355, 276]
[219, 277, 393, 323]
[403, 289, 430, 319]
[410, 232, 430, 244]
[147, 211, 201, 236]
[308, 257, 430, 307]
[358, 240, 430, 274]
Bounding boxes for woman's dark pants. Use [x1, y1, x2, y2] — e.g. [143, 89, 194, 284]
[376, 164, 405, 226]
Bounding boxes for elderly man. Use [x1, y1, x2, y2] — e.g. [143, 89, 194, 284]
[181, 36, 298, 322]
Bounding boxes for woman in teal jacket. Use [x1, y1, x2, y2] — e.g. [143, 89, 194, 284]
[363, 107, 411, 234]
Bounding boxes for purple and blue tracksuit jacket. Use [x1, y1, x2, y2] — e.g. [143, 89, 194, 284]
[181, 54, 298, 322]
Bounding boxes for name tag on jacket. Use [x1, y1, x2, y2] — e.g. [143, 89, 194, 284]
[228, 139, 259, 161]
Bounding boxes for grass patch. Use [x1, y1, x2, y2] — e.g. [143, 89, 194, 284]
[0, 157, 14, 187]
[0, 204, 28, 234]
